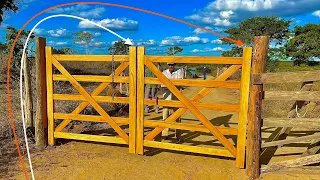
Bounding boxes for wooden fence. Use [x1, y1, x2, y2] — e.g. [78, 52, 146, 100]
[246, 37, 320, 179]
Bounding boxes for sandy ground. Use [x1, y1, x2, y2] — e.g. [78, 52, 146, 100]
[1, 78, 320, 180]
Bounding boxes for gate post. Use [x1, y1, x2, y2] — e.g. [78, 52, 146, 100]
[246, 36, 269, 179]
[136, 46, 145, 155]
[129, 46, 137, 154]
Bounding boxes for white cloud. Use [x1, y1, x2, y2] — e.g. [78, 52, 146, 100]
[191, 47, 225, 53]
[193, 26, 225, 34]
[47, 5, 105, 18]
[46, 41, 68, 46]
[312, 10, 320, 17]
[220, 10, 234, 19]
[160, 36, 210, 46]
[211, 39, 222, 44]
[186, 0, 320, 27]
[34, 28, 69, 38]
[94, 32, 101, 36]
[78, 18, 138, 31]
[55, 42, 68, 46]
[136, 39, 155, 46]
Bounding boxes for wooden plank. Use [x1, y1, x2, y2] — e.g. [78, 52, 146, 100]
[52, 54, 129, 62]
[45, 47, 55, 145]
[54, 132, 127, 145]
[253, 70, 320, 84]
[23, 54, 33, 128]
[144, 65, 242, 141]
[51, 58, 129, 143]
[146, 56, 242, 64]
[261, 154, 320, 174]
[54, 113, 129, 124]
[261, 133, 320, 148]
[53, 75, 130, 83]
[236, 47, 252, 168]
[53, 94, 129, 103]
[263, 118, 320, 128]
[129, 46, 137, 154]
[261, 167, 320, 175]
[144, 140, 234, 157]
[246, 36, 269, 178]
[35, 37, 47, 149]
[145, 78, 240, 88]
[54, 62, 129, 132]
[145, 60, 237, 157]
[136, 46, 145, 155]
[301, 133, 320, 157]
[144, 120, 238, 135]
[264, 91, 320, 101]
[144, 99, 240, 112]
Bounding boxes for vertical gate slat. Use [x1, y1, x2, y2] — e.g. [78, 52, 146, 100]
[236, 47, 252, 168]
[129, 46, 137, 154]
[45, 46, 55, 145]
[136, 46, 145, 155]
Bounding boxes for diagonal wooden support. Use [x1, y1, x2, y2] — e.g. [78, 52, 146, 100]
[145, 65, 242, 140]
[145, 60, 237, 156]
[51, 58, 129, 143]
[55, 62, 129, 132]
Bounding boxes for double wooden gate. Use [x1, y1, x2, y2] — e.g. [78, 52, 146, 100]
[46, 46, 252, 168]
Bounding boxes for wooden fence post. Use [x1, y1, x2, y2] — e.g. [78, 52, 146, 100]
[246, 36, 269, 179]
[35, 37, 47, 149]
[46, 46, 55, 146]
[23, 53, 33, 129]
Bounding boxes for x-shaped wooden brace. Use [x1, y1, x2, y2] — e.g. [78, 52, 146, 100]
[52, 58, 129, 143]
[144, 61, 241, 156]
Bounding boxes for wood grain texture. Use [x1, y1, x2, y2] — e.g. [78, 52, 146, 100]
[246, 36, 269, 179]
[136, 46, 145, 155]
[129, 46, 137, 154]
[261, 133, 320, 148]
[52, 54, 129, 61]
[264, 91, 320, 101]
[236, 47, 252, 168]
[54, 113, 129, 124]
[147, 56, 242, 64]
[144, 140, 234, 157]
[53, 94, 129, 103]
[45, 46, 55, 145]
[262, 118, 320, 128]
[53, 75, 130, 83]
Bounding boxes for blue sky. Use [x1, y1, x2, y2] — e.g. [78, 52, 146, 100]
[0, 0, 319, 55]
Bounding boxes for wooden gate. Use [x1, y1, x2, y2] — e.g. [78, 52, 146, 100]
[45, 46, 137, 154]
[45, 46, 252, 167]
[136, 47, 252, 168]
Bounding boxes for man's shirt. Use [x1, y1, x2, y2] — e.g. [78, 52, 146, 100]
[161, 68, 184, 87]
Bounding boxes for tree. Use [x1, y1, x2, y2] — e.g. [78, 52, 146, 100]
[52, 47, 76, 54]
[73, 31, 93, 54]
[108, 40, 130, 55]
[267, 46, 288, 72]
[167, 46, 183, 56]
[221, 16, 292, 57]
[3, 26, 35, 70]
[0, 0, 18, 25]
[286, 23, 320, 66]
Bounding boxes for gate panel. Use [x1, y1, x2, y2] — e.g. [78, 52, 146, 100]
[136, 46, 252, 168]
[45, 46, 137, 153]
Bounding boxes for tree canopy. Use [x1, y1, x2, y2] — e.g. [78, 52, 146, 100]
[52, 47, 76, 54]
[108, 40, 130, 55]
[221, 16, 292, 57]
[73, 32, 93, 54]
[167, 46, 183, 56]
[0, 0, 18, 25]
[286, 23, 320, 66]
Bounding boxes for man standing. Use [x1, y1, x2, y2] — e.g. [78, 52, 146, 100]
[161, 62, 184, 141]
[203, 66, 207, 80]
[144, 68, 159, 113]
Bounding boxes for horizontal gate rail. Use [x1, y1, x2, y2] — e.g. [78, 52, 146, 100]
[144, 140, 234, 157]
[54, 132, 127, 145]
[146, 56, 243, 64]
[53, 75, 130, 83]
[53, 94, 130, 103]
[263, 91, 320, 101]
[144, 120, 238, 135]
[54, 113, 129, 124]
[52, 54, 129, 61]
[253, 70, 320, 84]
[145, 78, 241, 88]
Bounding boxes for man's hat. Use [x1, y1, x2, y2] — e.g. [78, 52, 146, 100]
[167, 62, 176, 65]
